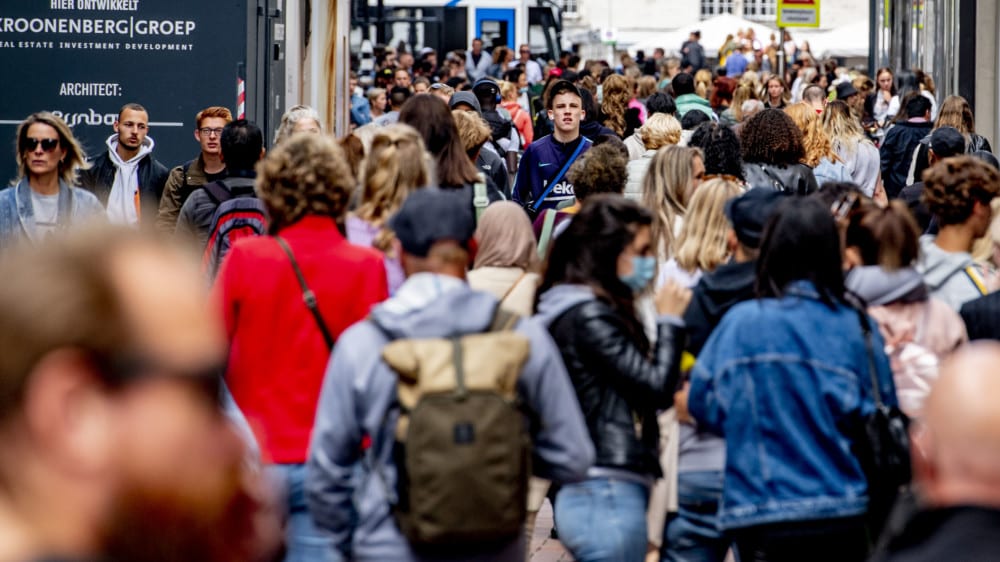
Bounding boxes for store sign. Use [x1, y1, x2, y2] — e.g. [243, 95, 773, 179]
[777, 0, 820, 28]
[0, 0, 247, 185]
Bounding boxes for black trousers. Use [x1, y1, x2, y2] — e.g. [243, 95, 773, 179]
[731, 516, 869, 562]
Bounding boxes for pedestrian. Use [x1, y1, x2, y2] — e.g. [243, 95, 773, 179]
[156, 106, 232, 233]
[763, 75, 789, 109]
[347, 124, 431, 295]
[641, 145, 705, 263]
[307, 188, 594, 561]
[880, 94, 934, 197]
[466, 37, 492, 81]
[0, 112, 104, 247]
[624, 113, 683, 200]
[844, 200, 967, 418]
[77, 102, 169, 226]
[489, 46, 513, 79]
[273, 104, 323, 145]
[897, 127, 966, 233]
[513, 44, 543, 84]
[740, 109, 819, 194]
[688, 121, 743, 182]
[872, 343, 1000, 561]
[599, 74, 634, 138]
[175, 119, 264, 248]
[0, 226, 276, 562]
[468, 201, 540, 318]
[512, 80, 593, 217]
[784, 102, 850, 186]
[217, 133, 388, 562]
[916, 155, 999, 310]
[672, 73, 714, 120]
[624, 92, 676, 159]
[501, 79, 534, 146]
[719, 81, 757, 127]
[871, 67, 896, 125]
[368, 87, 388, 121]
[373, 86, 412, 127]
[822, 100, 884, 200]
[350, 72, 372, 128]
[683, 196, 898, 562]
[680, 30, 705, 72]
[658, 178, 742, 289]
[535, 195, 692, 562]
[906, 95, 992, 186]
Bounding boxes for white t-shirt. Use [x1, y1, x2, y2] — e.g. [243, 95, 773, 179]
[31, 191, 60, 238]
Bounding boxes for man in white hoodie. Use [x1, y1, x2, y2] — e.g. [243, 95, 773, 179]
[79, 103, 169, 226]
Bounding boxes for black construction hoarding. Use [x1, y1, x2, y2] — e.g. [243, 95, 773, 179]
[0, 0, 251, 185]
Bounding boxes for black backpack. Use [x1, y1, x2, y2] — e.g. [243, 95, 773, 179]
[482, 108, 514, 152]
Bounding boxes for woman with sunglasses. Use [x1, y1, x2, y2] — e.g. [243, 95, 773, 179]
[0, 112, 104, 247]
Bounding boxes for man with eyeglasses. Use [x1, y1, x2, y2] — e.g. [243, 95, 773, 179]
[0, 227, 279, 562]
[156, 106, 232, 233]
[78, 103, 168, 227]
[511, 44, 542, 85]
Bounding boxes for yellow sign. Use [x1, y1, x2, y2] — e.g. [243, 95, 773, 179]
[777, 0, 820, 28]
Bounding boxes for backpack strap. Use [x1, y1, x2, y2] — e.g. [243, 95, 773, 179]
[202, 180, 232, 206]
[473, 173, 489, 223]
[536, 209, 558, 258]
[488, 305, 520, 333]
[531, 138, 589, 211]
[274, 236, 336, 350]
[964, 266, 988, 296]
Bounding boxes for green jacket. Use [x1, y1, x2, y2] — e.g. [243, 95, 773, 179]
[676, 93, 716, 120]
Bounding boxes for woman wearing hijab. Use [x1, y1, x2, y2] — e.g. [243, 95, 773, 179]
[468, 201, 540, 317]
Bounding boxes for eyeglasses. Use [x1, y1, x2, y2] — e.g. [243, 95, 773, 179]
[199, 127, 225, 137]
[22, 137, 60, 152]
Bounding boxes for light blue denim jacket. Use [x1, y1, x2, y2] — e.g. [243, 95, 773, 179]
[0, 179, 105, 249]
[688, 281, 898, 530]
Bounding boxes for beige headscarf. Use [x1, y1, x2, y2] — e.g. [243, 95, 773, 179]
[472, 202, 538, 270]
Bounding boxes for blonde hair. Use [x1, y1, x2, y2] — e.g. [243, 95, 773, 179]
[730, 81, 758, 122]
[354, 124, 431, 250]
[785, 102, 839, 167]
[935, 95, 976, 134]
[451, 110, 491, 155]
[821, 99, 868, 159]
[694, 69, 713, 99]
[639, 113, 682, 150]
[673, 178, 742, 272]
[600, 74, 631, 136]
[641, 145, 704, 260]
[16, 112, 88, 185]
[636, 76, 657, 99]
[499, 80, 519, 102]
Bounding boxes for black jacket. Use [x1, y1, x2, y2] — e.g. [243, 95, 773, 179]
[742, 161, 819, 195]
[874, 506, 1000, 562]
[547, 299, 684, 476]
[684, 260, 757, 356]
[960, 292, 1000, 341]
[898, 181, 936, 234]
[78, 150, 169, 221]
[880, 120, 933, 198]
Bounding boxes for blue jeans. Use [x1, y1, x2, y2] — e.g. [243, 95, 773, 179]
[270, 463, 338, 562]
[555, 477, 649, 562]
[663, 470, 733, 562]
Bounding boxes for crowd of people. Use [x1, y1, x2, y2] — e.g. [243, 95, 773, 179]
[5, 32, 1000, 562]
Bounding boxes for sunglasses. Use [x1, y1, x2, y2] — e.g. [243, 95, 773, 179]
[22, 137, 60, 152]
[100, 352, 226, 408]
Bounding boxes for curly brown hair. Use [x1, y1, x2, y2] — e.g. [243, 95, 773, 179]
[567, 143, 628, 201]
[600, 74, 631, 136]
[740, 108, 805, 166]
[255, 133, 353, 234]
[922, 156, 1000, 226]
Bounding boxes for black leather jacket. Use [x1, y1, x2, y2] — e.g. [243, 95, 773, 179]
[78, 150, 169, 220]
[547, 299, 684, 477]
[742, 161, 819, 195]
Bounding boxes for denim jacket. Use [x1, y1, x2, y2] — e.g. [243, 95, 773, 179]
[688, 281, 897, 530]
[0, 179, 105, 249]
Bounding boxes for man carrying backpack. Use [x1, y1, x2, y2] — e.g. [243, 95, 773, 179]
[175, 119, 264, 249]
[306, 188, 594, 562]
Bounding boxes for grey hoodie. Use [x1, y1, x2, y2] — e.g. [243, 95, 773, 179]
[307, 275, 593, 562]
[846, 265, 928, 307]
[916, 235, 986, 311]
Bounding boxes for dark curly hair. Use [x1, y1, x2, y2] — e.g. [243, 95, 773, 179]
[740, 109, 805, 166]
[255, 133, 353, 234]
[567, 143, 628, 201]
[922, 156, 1000, 226]
[690, 122, 744, 180]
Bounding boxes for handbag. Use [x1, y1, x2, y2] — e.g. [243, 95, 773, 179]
[854, 308, 911, 538]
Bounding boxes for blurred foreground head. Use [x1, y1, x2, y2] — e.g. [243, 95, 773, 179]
[0, 227, 258, 562]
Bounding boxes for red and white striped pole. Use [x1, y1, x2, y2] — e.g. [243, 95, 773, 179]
[236, 77, 246, 120]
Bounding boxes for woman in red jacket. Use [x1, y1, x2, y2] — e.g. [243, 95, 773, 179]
[215, 133, 388, 562]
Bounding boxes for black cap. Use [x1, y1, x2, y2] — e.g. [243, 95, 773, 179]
[449, 91, 482, 114]
[929, 126, 966, 158]
[835, 81, 859, 100]
[725, 188, 789, 249]
[472, 77, 500, 95]
[389, 189, 476, 258]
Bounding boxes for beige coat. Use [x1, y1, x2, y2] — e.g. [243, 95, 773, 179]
[467, 266, 540, 318]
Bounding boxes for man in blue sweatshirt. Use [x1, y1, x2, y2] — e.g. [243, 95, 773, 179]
[513, 80, 592, 216]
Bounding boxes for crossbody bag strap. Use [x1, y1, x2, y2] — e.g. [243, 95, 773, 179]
[275, 236, 335, 350]
[536, 209, 558, 258]
[531, 139, 588, 211]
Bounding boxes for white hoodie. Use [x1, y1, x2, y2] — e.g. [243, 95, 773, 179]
[105, 133, 154, 225]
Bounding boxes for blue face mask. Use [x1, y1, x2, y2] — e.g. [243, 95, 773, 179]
[619, 255, 657, 293]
